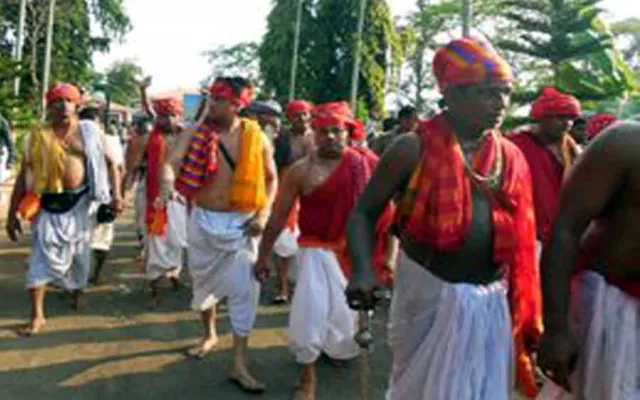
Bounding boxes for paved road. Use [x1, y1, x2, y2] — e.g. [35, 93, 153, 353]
[0, 208, 393, 400]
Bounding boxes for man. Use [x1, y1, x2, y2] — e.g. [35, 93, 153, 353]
[122, 113, 154, 260]
[5, 82, 123, 335]
[537, 121, 639, 399]
[0, 112, 15, 206]
[270, 99, 315, 303]
[585, 113, 617, 141]
[510, 87, 582, 251]
[163, 76, 276, 393]
[87, 107, 125, 285]
[568, 115, 588, 146]
[345, 37, 543, 399]
[255, 101, 394, 400]
[246, 100, 282, 141]
[144, 96, 188, 306]
[370, 106, 419, 156]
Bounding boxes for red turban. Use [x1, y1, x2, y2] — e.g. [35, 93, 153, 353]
[350, 119, 366, 141]
[286, 100, 313, 120]
[586, 113, 617, 140]
[45, 82, 81, 107]
[530, 87, 582, 121]
[152, 97, 183, 117]
[312, 101, 354, 131]
[432, 36, 513, 92]
[208, 78, 254, 108]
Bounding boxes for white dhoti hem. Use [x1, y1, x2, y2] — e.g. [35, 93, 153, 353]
[537, 271, 639, 400]
[386, 250, 513, 400]
[26, 196, 94, 290]
[91, 222, 114, 251]
[146, 200, 187, 281]
[273, 227, 299, 259]
[188, 207, 260, 337]
[289, 248, 360, 364]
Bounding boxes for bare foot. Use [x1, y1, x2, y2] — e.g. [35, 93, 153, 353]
[17, 318, 46, 337]
[229, 368, 266, 394]
[293, 385, 315, 400]
[186, 336, 218, 359]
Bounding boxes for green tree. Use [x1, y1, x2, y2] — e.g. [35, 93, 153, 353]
[498, 0, 637, 100]
[611, 17, 640, 78]
[99, 59, 143, 106]
[0, 0, 131, 114]
[258, 0, 316, 102]
[203, 41, 260, 86]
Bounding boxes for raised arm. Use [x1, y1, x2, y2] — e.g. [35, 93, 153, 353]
[346, 133, 421, 308]
[254, 160, 304, 282]
[138, 79, 155, 121]
[538, 122, 636, 389]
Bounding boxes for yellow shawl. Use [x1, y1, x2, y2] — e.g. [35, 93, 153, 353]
[228, 119, 267, 212]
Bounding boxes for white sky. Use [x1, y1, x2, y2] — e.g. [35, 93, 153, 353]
[93, 0, 635, 93]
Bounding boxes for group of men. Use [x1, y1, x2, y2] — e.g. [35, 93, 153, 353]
[3, 34, 638, 400]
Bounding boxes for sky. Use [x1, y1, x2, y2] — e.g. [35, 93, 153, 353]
[93, 0, 635, 94]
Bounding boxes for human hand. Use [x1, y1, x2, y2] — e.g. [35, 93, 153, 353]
[345, 271, 378, 311]
[5, 214, 22, 242]
[111, 196, 124, 214]
[254, 260, 270, 284]
[243, 215, 265, 237]
[537, 329, 578, 392]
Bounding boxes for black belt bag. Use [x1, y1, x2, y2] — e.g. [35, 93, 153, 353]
[41, 187, 89, 214]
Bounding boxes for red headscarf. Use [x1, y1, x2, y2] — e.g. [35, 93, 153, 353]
[530, 87, 581, 121]
[586, 113, 616, 140]
[45, 82, 81, 107]
[312, 101, 354, 131]
[350, 119, 366, 141]
[432, 36, 513, 92]
[152, 97, 183, 117]
[286, 100, 313, 120]
[208, 78, 254, 108]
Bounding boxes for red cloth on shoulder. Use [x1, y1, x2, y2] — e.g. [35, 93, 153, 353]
[298, 147, 395, 286]
[145, 128, 168, 236]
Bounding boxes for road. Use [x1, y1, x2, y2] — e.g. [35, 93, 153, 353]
[0, 207, 393, 400]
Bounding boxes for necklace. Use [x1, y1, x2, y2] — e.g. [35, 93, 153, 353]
[456, 130, 503, 189]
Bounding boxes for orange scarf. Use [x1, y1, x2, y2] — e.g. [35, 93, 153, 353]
[399, 114, 542, 397]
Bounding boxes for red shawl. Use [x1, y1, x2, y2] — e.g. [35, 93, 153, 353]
[145, 128, 168, 236]
[298, 147, 395, 286]
[401, 115, 541, 397]
[510, 131, 579, 242]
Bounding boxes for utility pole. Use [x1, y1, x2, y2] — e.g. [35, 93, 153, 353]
[13, 0, 28, 97]
[289, 0, 304, 100]
[350, 0, 368, 114]
[461, 0, 472, 36]
[41, 0, 56, 120]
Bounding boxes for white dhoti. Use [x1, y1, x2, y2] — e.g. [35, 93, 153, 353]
[273, 227, 299, 259]
[188, 207, 260, 337]
[386, 250, 513, 400]
[26, 196, 95, 290]
[537, 271, 639, 400]
[289, 248, 360, 364]
[91, 222, 115, 251]
[146, 199, 187, 281]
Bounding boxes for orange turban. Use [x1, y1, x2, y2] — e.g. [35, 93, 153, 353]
[312, 101, 354, 131]
[286, 100, 313, 120]
[530, 87, 582, 121]
[45, 82, 81, 107]
[586, 113, 616, 140]
[152, 97, 183, 117]
[208, 78, 254, 108]
[432, 36, 513, 92]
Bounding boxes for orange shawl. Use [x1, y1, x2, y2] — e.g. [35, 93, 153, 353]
[399, 114, 542, 397]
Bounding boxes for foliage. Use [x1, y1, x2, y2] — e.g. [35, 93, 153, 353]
[498, 0, 637, 100]
[611, 17, 640, 77]
[97, 59, 143, 106]
[0, 0, 131, 120]
[258, 0, 316, 102]
[203, 42, 261, 87]
[255, 0, 400, 116]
